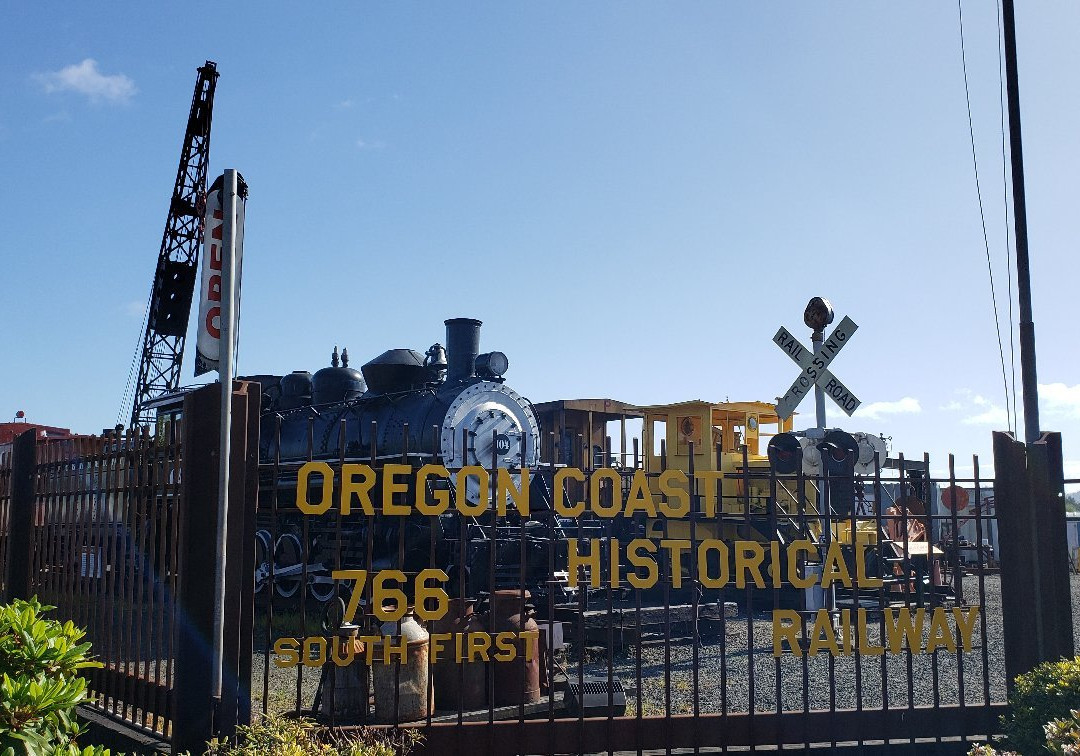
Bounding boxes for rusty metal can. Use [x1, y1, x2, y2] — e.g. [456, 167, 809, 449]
[489, 590, 541, 705]
[432, 598, 489, 711]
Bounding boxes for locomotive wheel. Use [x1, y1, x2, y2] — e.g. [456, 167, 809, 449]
[273, 533, 304, 599]
[307, 572, 337, 604]
[254, 530, 271, 597]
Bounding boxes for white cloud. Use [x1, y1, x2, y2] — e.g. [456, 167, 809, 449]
[356, 137, 385, 150]
[854, 397, 921, 421]
[336, 98, 355, 109]
[942, 388, 1013, 429]
[962, 405, 1009, 426]
[1039, 383, 1080, 419]
[946, 382, 1080, 429]
[35, 59, 136, 104]
[124, 300, 145, 319]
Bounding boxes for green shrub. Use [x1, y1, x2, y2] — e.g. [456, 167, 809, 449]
[204, 714, 419, 756]
[1004, 657, 1080, 755]
[1044, 709, 1080, 755]
[967, 745, 1017, 756]
[0, 597, 106, 756]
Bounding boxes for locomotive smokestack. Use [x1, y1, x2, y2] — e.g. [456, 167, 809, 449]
[445, 317, 481, 381]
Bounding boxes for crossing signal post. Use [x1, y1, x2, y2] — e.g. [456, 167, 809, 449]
[805, 298, 833, 430]
[819, 430, 859, 518]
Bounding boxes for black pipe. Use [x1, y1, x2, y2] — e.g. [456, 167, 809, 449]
[445, 318, 481, 382]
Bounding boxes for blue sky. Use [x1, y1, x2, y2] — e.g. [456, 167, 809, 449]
[1, 2, 1077, 485]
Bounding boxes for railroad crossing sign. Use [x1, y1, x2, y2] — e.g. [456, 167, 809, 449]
[773, 315, 862, 421]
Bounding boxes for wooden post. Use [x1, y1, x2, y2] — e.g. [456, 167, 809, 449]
[3, 430, 36, 603]
[994, 431, 1074, 687]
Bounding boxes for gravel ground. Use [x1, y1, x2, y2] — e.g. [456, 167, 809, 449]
[253, 650, 323, 714]
[582, 574, 1080, 716]
[251, 574, 1080, 717]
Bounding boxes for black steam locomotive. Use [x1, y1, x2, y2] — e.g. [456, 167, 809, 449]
[250, 318, 569, 607]
[259, 318, 540, 473]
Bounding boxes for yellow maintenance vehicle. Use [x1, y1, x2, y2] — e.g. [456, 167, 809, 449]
[533, 398, 877, 547]
[636, 399, 826, 544]
[633, 399, 924, 610]
[533, 398, 912, 599]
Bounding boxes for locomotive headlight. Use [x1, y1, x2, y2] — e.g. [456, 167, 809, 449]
[475, 351, 509, 379]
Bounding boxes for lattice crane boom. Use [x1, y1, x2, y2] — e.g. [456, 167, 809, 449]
[127, 61, 218, 429]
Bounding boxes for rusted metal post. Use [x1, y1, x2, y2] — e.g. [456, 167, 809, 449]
[174, 384, 221, 752]
[220, 382, 260, 735]
[3, 430, 36, 603]
[994, 431, 1073, 686]
[1029, 433, 1074, 660]
[236, 383, 260, 729]
[174, 380, 259, 750]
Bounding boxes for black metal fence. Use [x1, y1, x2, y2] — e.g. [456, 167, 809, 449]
[0, 428, 183, 738]
[251, 418, 1042, 754]
[0, 382, 261, 752]
[3, 401, 1074, 754]
[0, 447, 11, 600]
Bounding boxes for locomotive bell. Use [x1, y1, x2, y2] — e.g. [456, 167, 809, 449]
[424, 343, 448, 379]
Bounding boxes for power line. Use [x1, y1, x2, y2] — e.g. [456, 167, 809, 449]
[957, 0, 1013, 433]
[117, 296, 151, 428]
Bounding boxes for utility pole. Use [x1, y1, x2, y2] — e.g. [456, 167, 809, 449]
[1001, 0, 1041, 444]
[993, 1, 1073, 682]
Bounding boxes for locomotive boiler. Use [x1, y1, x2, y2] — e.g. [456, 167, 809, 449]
[260, 318, 540, 480]
[253, 318, 566, 606]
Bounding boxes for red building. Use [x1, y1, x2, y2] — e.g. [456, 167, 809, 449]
[0, 418, 74, 446]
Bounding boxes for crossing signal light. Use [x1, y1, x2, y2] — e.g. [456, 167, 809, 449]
[820, 430, 859, 465]
[767, 433, 803, 475]
[819, 430, 859, 515]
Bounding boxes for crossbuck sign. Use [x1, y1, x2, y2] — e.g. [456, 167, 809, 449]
[773, 316, 861, 421]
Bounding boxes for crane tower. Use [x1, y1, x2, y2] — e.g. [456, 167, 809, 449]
[126, 61, 218, 429]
